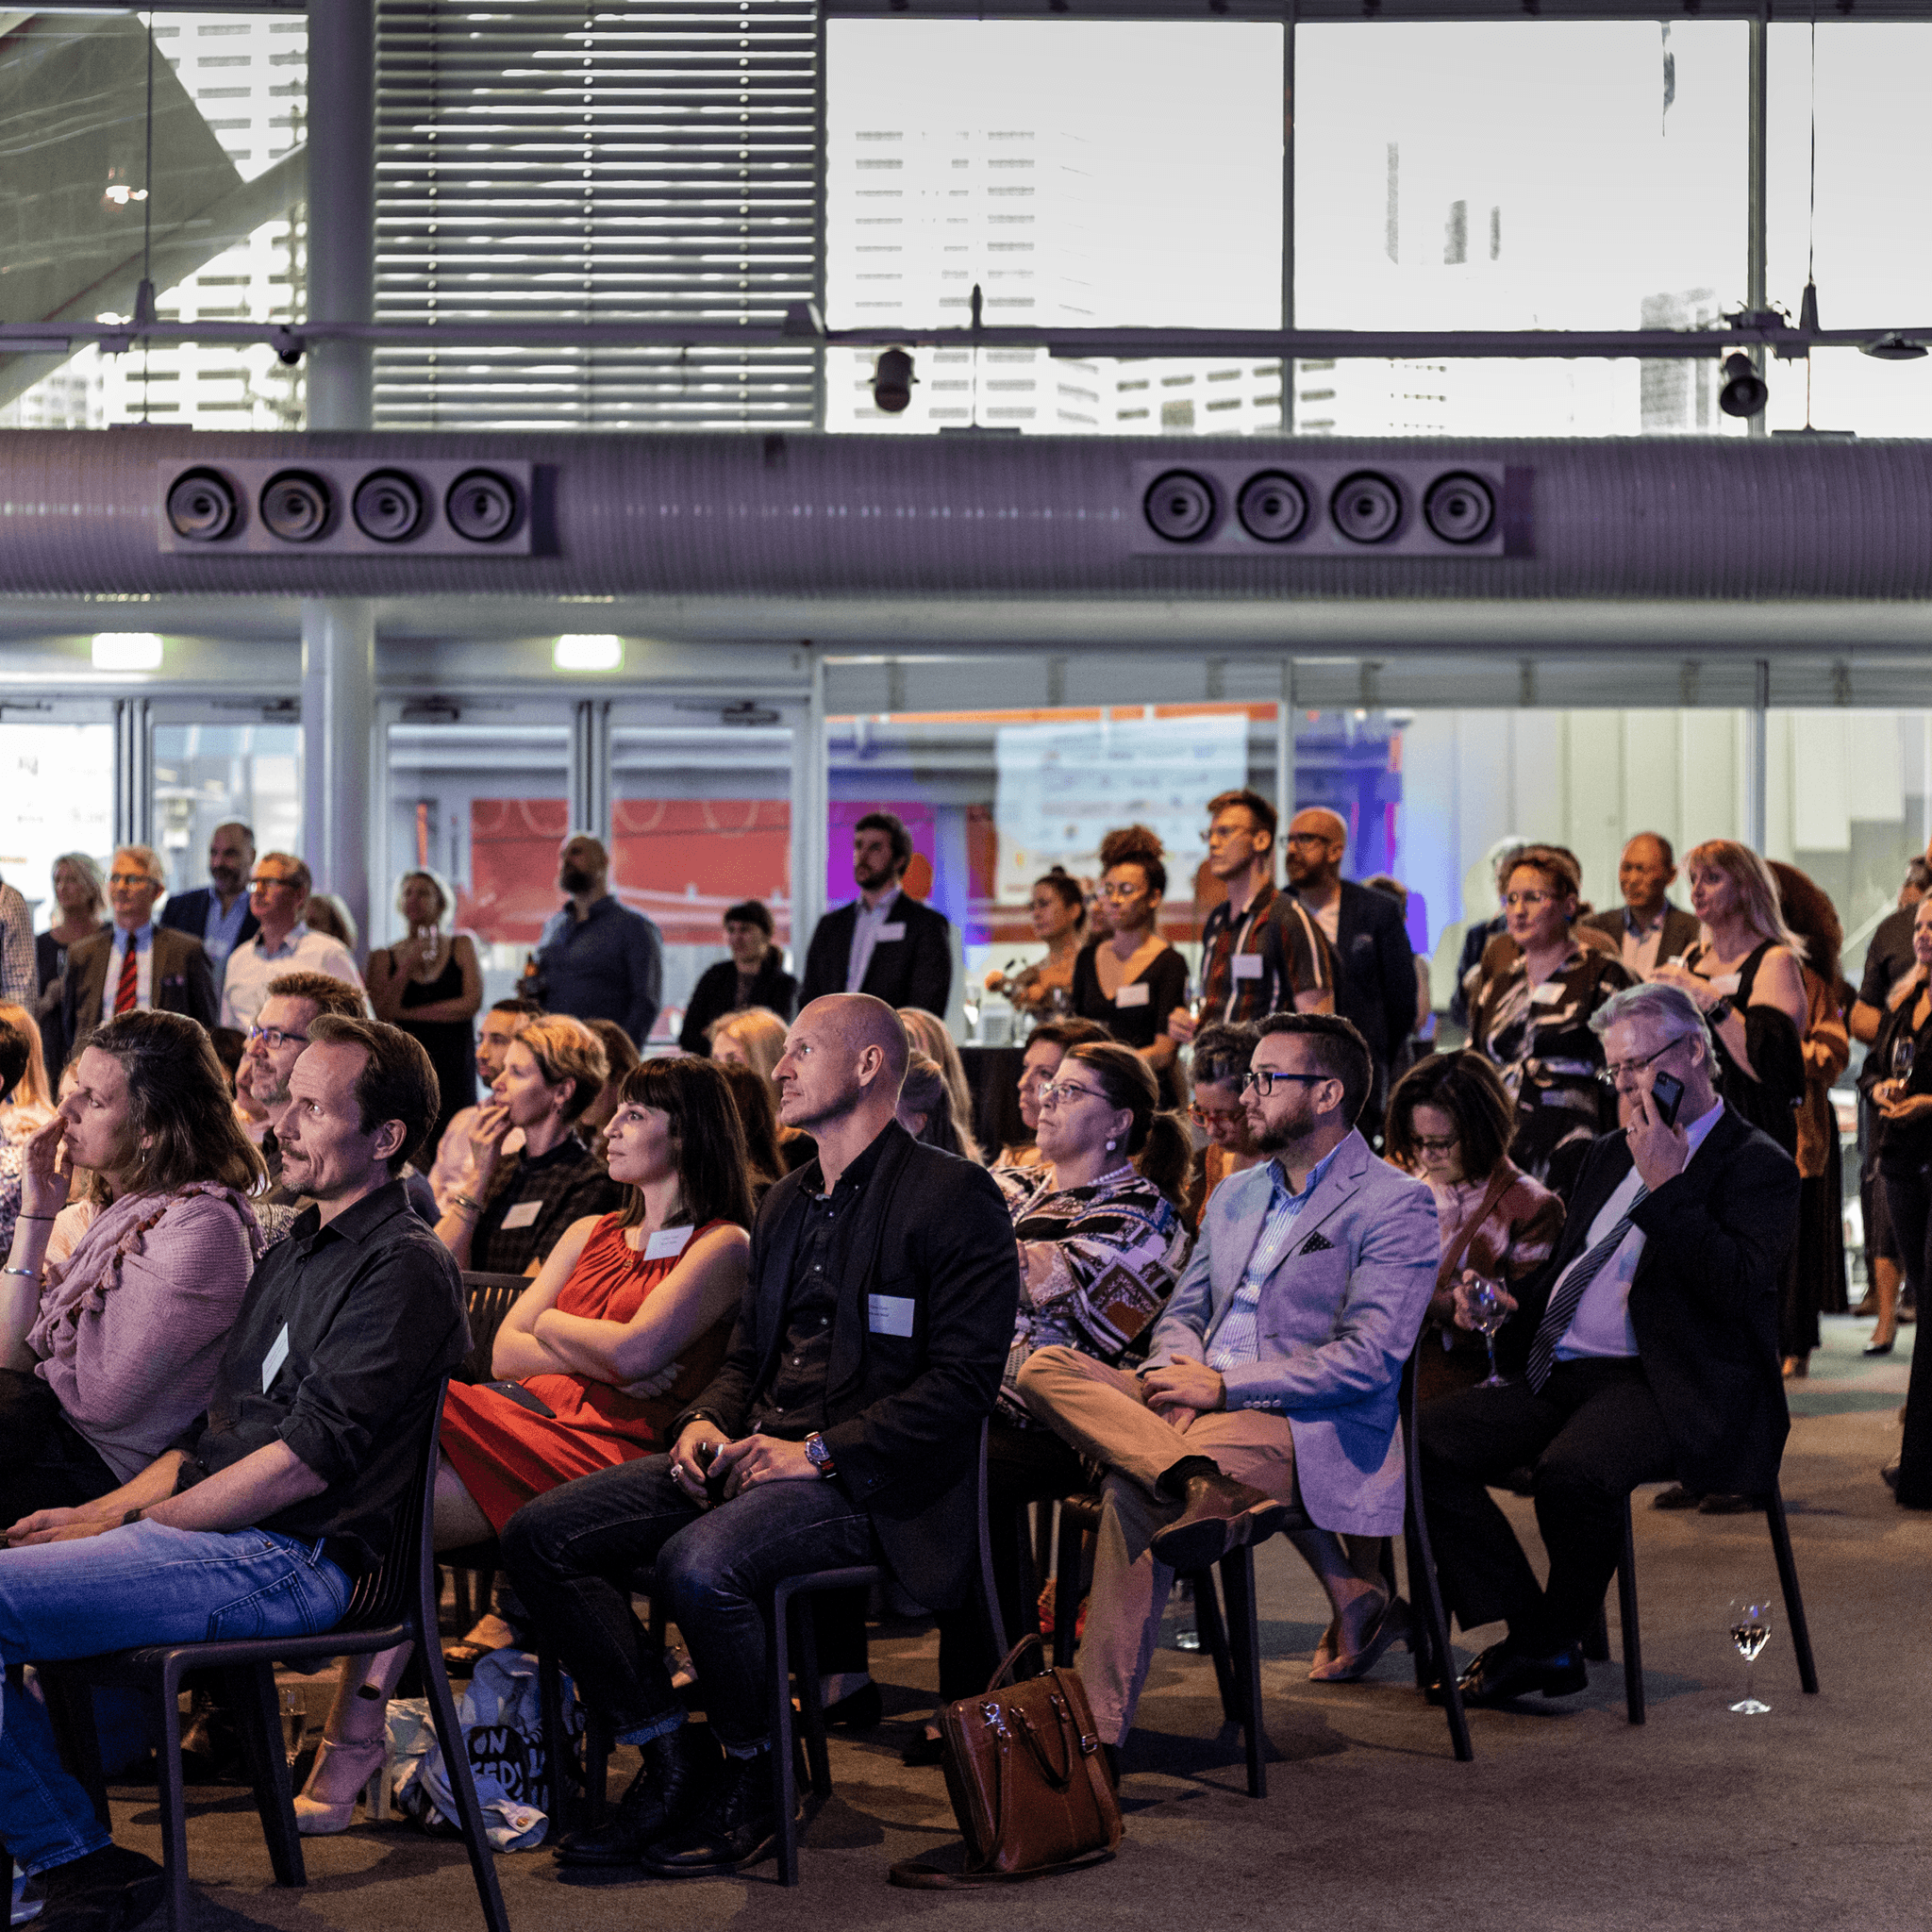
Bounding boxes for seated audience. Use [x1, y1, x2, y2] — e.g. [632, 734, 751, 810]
[1070, 825, 1188, 1105]
[1418, 983, 1799, 1706]
[219, 852, 364, 1034]
[914, 1042, 1192, 1750]
[1464, 844, 1632, 1197]
[436, 1015, 623, 1274]
[710, 1005, 814, 1172]
[367, 869, 483, 1155]
[897, 1053, 969, 1157]
[994, 1014, 1112, 1170]
[498, 995, 1017, 1876]
[897, 1007, 982, 1162]
[677, 899, 798, 1055]
[1019, 1013, 1437, 1751]
[0, 1016, 464, 1925]
[985, 870, 1085, 1018]
[293, 1054, 754, 1831]
[713, 1059, 786, 1198]
[32, 853, 106, 1074]
[0, 1010, 265, 1527]
[1185, 1021, 1265, 1224]
[0, 1002, 54, 1144]
[427, 996, 542, 1213]
[1384, 1052, 1564, 1401]
[238, 974, 379, 1205]
[579, 1018, 642, 1166]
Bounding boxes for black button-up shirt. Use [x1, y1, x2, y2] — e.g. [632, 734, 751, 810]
[473, 1135, 623, 1276]
[183, 1178, 467, 1574]
[747, 1124, 894, 1441]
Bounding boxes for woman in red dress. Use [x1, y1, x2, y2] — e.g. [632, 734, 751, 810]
[294, 1054, 755, 1834]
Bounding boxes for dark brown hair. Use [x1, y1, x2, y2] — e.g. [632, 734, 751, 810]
[1027, 1015, 1113, 1053]
[265, 971, 369, 1021]
[1384, 1050, 1516, 1182]
[0, 1012, 30, 1107]
[714, 1058, 784, 1184]
[1254, 1011, 1374, 1126]
[307, 1014, 441, 1174]
[1769, 860, 1842, 995]
[724, 898, 775, 937]
[586, 1018, 642, 1088]
[1206, 789, 1278, 848]
[1190, 1021, 1259, 1091]
[1098, 824, 1167, 899]
[83, 1010, 266, 1195]
[855, 810, 914, 874]
[1063, 1041, 1191, 1205]
[615, 1055, 756, 1232]
[1032, 869, 1086, 925]
[899, 1053, 966, 1158]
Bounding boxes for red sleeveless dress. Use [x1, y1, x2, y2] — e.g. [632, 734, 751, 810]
[441, 1214, 735, 1533]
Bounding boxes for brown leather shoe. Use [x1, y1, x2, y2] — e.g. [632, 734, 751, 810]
[1149, 1472, 1291, 1573]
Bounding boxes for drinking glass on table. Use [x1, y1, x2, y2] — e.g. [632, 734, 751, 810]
[1464, 1275, 1511, 1389]
[1726, 1595, 1774, 1714]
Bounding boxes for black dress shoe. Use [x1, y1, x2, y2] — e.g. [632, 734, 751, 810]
[641, 1748, 788, 1876]
[551, 1724, 719, 1868]
[1651, 1485, 1704, 1510]
[819, 1681, 882, 1731]
[1149, 1472, 1291, 1574]
[900, 1728, 946, 1768]
[35, 1846, 165, 1932]
[1455, 1640, 1588, 1708]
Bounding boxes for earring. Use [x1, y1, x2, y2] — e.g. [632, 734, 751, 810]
[1106, 1138, 1117, 1152]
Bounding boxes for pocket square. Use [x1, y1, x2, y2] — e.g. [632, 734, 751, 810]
[1299, 1232, 1335, 1255]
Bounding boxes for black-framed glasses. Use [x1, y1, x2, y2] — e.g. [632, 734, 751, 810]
[1597, 1040, 1680, 1086]
[107, 871, 158, 888]
[246, 1025, 309, 1053]
[1242, 1068, 1328, 1096]
[1039, 1080, 1106, 1108]
[1411, 1133, 1462, 1153]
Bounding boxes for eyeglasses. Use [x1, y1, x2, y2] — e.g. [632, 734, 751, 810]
[246, 1024, 308, 1053]
[1503, 890, 1557, 909]
[248, 874, 299, 892]
[107, 872, 158, 888]
[1097, 882, 1146, 902]
[1411, 1133, 1462, 1154]
[1241, 1068, 1328, 1096]
[1039, 1080, 1107, 1108]
[1204, 824, 1254, 846]
[1284, 832, 1333, 848]
[1190, 1104, 1247, 1127]
[1597, 1040, 1680, 1086]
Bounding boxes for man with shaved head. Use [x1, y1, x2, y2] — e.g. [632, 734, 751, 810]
[1284, 808, 1418, 1133]
[501, 992, 1018, 1878]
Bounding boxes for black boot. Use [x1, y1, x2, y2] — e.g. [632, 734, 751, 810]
[641, 1746, 786, 1876]
[551, 1722, 718, 1869]
[34, 1845, 165, 1932]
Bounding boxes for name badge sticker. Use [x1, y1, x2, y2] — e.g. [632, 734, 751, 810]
[868, 1293, 917, 1338]
[644, 1225, 694, 1261]
[1113, 982, 1151, 1008]
[1530, 981, 1564, 1006]
[501, 1200, 541, 1229]
[261, 1322, 291, 1393]
[1232, 954, 1264, 981]
[875, 922, 906, 942]
[1708, 973, 1742, 997]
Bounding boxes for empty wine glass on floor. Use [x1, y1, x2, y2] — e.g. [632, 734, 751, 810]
[1726, 1595, 1774, 1714]
[278, 1689, 308, 1767]
[1465, 1275, 1511, 1388]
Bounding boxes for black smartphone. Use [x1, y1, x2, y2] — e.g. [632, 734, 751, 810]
[695, 1438, 731, 1505]
[1650, 1071, 1685, 1128]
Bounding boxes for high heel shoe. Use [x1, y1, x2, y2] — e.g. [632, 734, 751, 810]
[1865, 1334, 1896, 1357]
[291, 1736, 387, 1835]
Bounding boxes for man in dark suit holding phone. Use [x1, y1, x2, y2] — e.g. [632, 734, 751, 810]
[1418, 981, 1799, 1707]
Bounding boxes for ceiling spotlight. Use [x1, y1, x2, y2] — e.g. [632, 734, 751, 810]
[92, 631, 163, 672]
[872, 347, 916, 414]
[1863, 333, 1928, 362]
[554, 634, 623, 673]
[1718, 352, 1769, 420]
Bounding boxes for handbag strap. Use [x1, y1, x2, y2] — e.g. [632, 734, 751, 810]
[1433, 1166, 1517, 1297]
[890, 1848, 1118, 1890]
[985, 1630, 1046, 1692]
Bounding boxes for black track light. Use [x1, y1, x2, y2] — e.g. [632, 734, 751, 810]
[1718, 352, 1769, 420]
[873, 347, 916, 414]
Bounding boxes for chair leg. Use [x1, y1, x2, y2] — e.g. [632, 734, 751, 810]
[228, 1663, 306, 1889]
[1765, 1488, 1820, 1694]
[583, 1709, 612, 1825]
[152, 1666, 193, 1932]
[1403, 1480, 1474, 1762]
[1616, 1498, 1644, 1726]
[1191, 1568, 1239, 1722]
[770, 1587, 802, 1889]
[1217, 1546, 1265, 1799]
[791, 1595, 832, 1798]
[538, 1647, 575, 1837]
[1031, 1501, 1055, 1616]
[40, 1671, 111, 1826]
[418, 1624, 512, 1932]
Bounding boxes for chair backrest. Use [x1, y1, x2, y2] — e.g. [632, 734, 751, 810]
[460, 1272, 529, 1384]
[337, 1379, 448, 1631]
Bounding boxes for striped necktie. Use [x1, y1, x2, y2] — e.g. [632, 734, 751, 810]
[112, 939, 140, 1015]
[1524, 1184, 1649, 1392]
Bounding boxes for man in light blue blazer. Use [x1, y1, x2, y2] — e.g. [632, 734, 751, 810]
[1020, 1013, 1438, 1750]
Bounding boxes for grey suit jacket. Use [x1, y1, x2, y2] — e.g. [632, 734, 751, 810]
[1578, 905, 1701, 969]
[1148, 1130, 1438, 1536]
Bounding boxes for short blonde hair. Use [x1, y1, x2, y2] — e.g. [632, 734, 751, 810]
[0, 1003, 50, 1111]
[112, 843, 165, 887]
[514, 1014, 608, 1124]
[1684, 841, 1807, 961]
[708, 1006, 791, 1085]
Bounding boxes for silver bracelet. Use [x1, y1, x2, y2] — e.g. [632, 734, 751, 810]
[2, 1266, 41, 1279]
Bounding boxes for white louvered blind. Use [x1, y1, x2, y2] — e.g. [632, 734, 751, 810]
[375, 0, 820, 429]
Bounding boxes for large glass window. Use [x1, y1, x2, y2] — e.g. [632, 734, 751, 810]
[151, 721, 302, 903]
[1, 723, 116, 928]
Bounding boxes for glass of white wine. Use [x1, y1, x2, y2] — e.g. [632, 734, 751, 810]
[1726, 1595, 1774, 1714]
[1464, 1275, 1511, 1389]
[278, 1688, 308, 1768]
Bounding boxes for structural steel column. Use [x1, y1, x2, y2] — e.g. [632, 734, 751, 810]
[301, 602, 375, 943]
[790, 652, 829, 973]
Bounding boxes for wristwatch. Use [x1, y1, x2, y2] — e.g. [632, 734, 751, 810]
[804, 1432, 838, 1479]
[1707, 995, 1734, 1025]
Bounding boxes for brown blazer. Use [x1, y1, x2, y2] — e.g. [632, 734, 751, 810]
[58, 926, 220, 1068]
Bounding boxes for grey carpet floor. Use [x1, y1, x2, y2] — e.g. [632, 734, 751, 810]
[65, 1315, 1929, 1932]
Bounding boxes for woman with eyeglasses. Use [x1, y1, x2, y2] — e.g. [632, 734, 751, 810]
[1463, 844, 1634, 1199]
[909, 1041, 1192, 1761]
[1185, 1021, 1266, 1224]
[1069, 825, 1189, 1106]
[1384, 1051, 1564, 1400]
[996, 1015, 1114, 1169]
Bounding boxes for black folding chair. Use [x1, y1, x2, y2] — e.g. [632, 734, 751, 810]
[11, 1384, 510, 1932]
[1401, 1341, 1474, 1761]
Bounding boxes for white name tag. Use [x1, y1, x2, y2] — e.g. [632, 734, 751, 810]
[644, 1224, 694, 1261]
[1530, 981, 1564, 1006]
[1708, 973, 1742, 996]
[875, 922, 906, 942]
[1231, 954, 1264, 981]
[501, 1200, 541, 1229]
[261, 1321, 291, 1393]
[867, 1293, 916, 1338]
[1113, 982, 1151, 1008]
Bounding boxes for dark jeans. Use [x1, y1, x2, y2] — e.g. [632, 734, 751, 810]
[1419, 1357, 1675, 1655]
[1883, 1166, 1932, 1507]
[935, 1419, 1088, 1703]
[498, 1452, 877, 1752]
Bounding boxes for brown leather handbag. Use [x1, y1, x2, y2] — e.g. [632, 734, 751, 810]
[890, 1635, 1123, 1889]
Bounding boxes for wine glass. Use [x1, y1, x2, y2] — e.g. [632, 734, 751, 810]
[277, 1689, 308, 1768]
[1726, 1595, 1774, 1714]
[1464, 1275, 1510, 1388]
[1893, 1036, 1916, 1084]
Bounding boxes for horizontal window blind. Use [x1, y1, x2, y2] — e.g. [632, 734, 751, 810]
[375, 0, 821, 429]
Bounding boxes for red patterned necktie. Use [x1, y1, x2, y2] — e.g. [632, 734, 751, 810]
[113, 940, 139, 1015]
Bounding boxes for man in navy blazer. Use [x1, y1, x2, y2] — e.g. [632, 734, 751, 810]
[797, 811, 952, 1017]
[1020, 1012, 1438, 1747]
[157, 820, 258, 991]
[1419, 982, 1799, 1707]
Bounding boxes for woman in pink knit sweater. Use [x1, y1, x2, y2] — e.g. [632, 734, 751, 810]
[0, 1010, 265, 1526]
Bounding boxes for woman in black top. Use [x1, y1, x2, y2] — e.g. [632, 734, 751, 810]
[677, 898, 797, 1056]
[366, 871, 483, 1156]
[1070, 826, 1189, 1107]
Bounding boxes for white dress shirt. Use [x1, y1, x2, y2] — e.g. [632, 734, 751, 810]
[844, 887, 902, 993]
[220, 923, 364, 1031]
[98, 924, 156, 1021]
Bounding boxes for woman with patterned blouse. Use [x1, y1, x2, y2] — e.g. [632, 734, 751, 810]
[1463, 844, 1633, 1200]
[909, 1041, 1192, 1759]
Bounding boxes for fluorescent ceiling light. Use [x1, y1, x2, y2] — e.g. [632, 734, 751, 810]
[92, 631, 163, 671]
[554, 633, 624, 672]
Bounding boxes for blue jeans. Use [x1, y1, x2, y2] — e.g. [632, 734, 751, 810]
[499, 1453, 876, 1753]
[0, 1520, 350, 1874]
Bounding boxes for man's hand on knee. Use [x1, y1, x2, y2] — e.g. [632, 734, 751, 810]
[711, 1432, 818, 1499]
[669, 1420, 733, 1507]
[1144, 1356, 1225, 1420]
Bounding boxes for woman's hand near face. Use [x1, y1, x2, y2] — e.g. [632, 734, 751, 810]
[19, 1114, 74, 1220]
